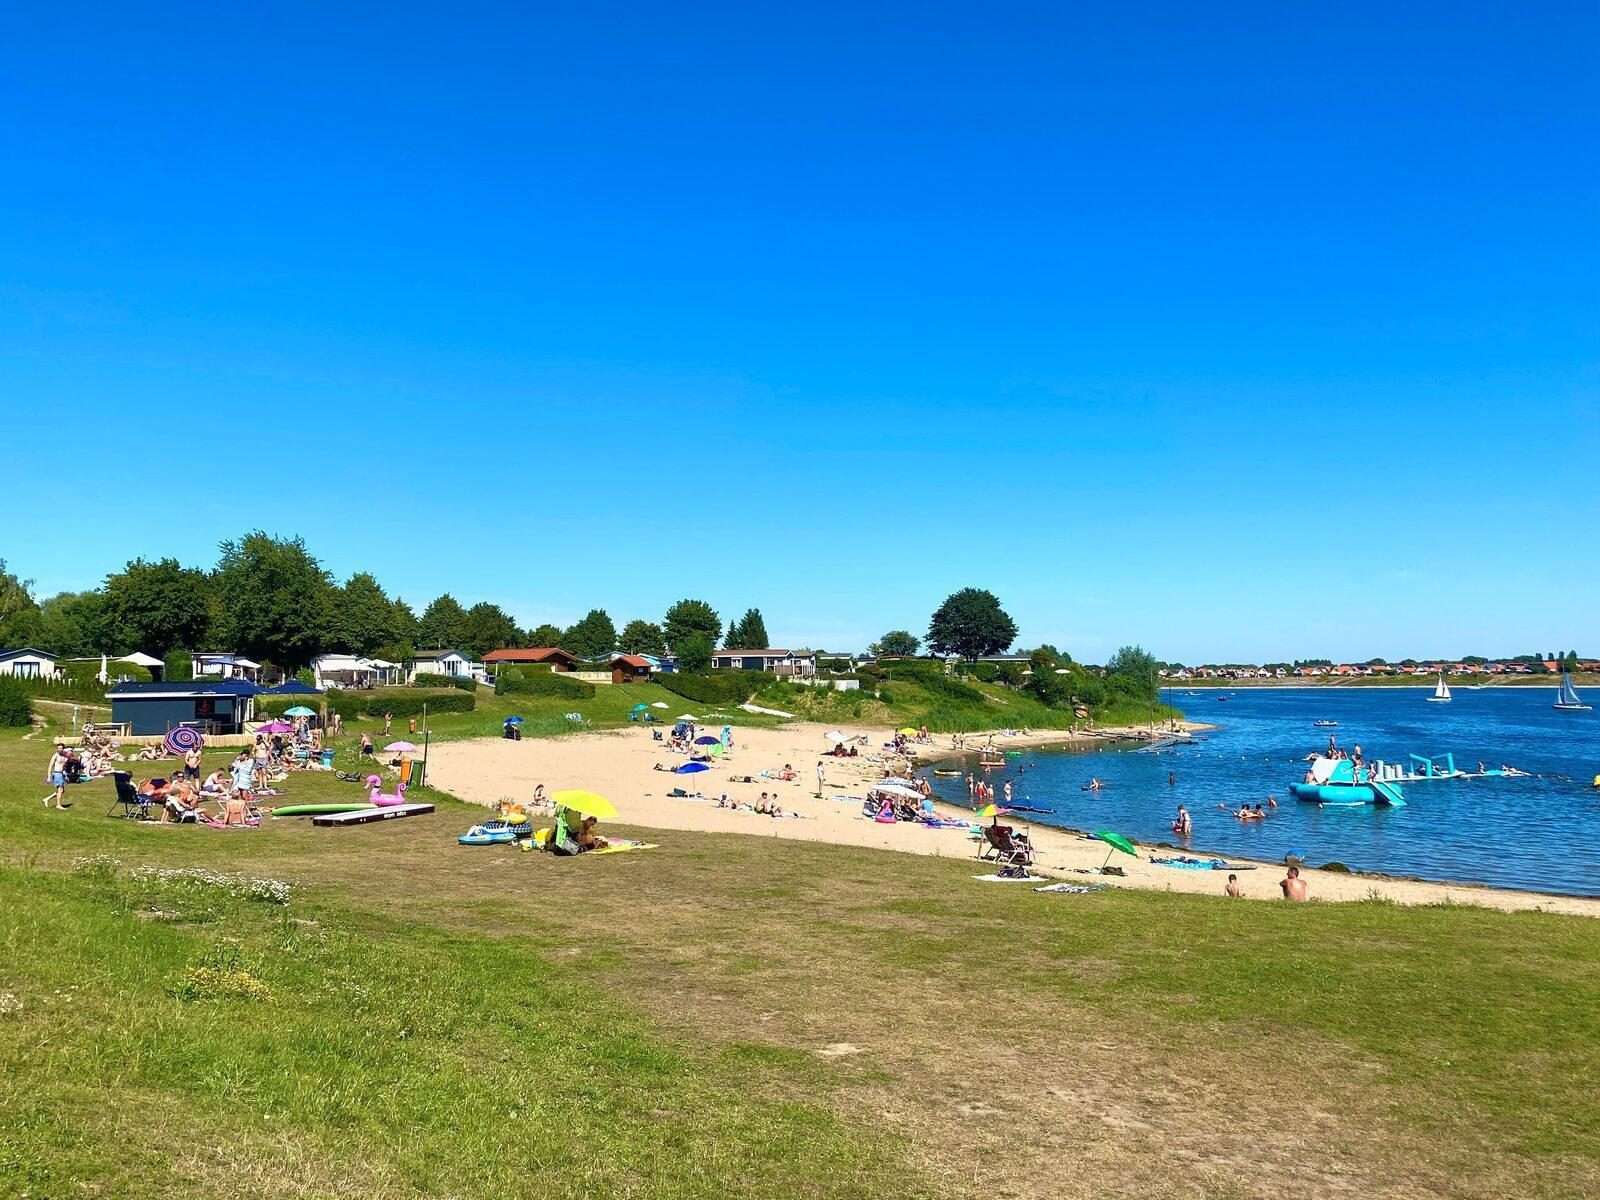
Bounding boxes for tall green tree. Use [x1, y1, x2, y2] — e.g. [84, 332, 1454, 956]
[1105, 645, 1160, 701]
[0, 560, 40, 647]
[618, 619, 667, 657]
[727, 608, 770, 649]
[675, 633, 714, 673]
[526, 622, 565, 648]
[460, 602, 522, 658]
[103, 557, 214, 656]
[33, 591, 112, 656]
[563, 609, 618, 659]
[871, 630, 920, 657]
[212, 534, 333, 669]
[416, 594, 469, 649]
[330, 572, 400, 656]
[662, 599, 721, 652]
[925, 588, 1017, 662]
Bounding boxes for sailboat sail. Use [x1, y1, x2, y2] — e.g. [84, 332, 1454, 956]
[1429, 673, 1451, 702]
[1555, 672, 1589, 710]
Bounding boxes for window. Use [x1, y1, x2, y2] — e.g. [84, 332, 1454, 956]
[13, 661, 40, 679]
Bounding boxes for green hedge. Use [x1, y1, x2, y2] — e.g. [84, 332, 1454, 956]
[325, 689, 476, 720]
[494, 667, 595, 700]
[164, 651, 193, 682]
[653, 670, 774, 705]
[409, 673, 479, 692]
[0, 677, 32, 727]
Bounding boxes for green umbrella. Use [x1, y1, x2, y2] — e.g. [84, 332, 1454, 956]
[630, 704, 648, 713]
[1092, 829, 1138, 872]
[283, 705, 316, 717]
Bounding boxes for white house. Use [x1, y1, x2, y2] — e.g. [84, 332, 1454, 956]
[193, 652, 262, 681]
[312, 654, 404, 689]
[408, 648, 486, 684]
[710, 648, 817, 677]
[0, 647, 58, 679]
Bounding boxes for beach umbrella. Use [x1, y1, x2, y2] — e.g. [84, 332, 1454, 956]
[504, 716, 525, 725]
[870, 781, 926, 801]
[283, 705, 316, 717]
[1092, 829, 1138, 872]
[898, 727, 917, 736]
[551, 789, 618, 820]
[384, 741, 418, 754]
[677, 713, 699, 721]
[693, 735, 720, 745]
[675, 761, 710, 774]
[709, 743, 724, 756]
[256, 721, 293, 734]
[164, 726, 204, 755]
[651, 702, 669, 709]
[630, 704, 649, 713]
[976, 803, 1009, 819]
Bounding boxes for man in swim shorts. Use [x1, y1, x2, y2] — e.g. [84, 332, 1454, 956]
[1225, 874, 1244, 898]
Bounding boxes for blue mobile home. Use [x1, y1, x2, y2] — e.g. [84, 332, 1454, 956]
[108, 679, 262, 736]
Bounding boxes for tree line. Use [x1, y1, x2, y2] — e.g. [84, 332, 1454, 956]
[0, 540, 778, 674]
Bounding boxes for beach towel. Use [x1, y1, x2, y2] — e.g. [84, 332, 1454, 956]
[591, 839, 659, 856]
[1033, 882, 1102, 894]
[972, 872, 1043, 883]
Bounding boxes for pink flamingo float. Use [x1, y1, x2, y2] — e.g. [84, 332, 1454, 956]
[366, 774, 408, 807]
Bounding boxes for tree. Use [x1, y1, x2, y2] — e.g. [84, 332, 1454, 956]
[662, 599, 721, 652]
[563, 609, 618, 660]
[33, 591, 112, 657]
[330, 572, 400, 656]
[103, 557, 214, 656]
[618, 619, 667, 657]
[925, 588, 1017, 662]
[872, 629, 920, 658]
[212, 534, 334, 669]
[1106, 645, 1160, 701]
[526, 622, 565, 648]
[675, 633, 714, 673]
[727, 608, 770, 650]
[1027, 668, 1073, 707]
[1028, 645, 1060, 676]
[460, 602, 522, 658]
[416, 594, 469, 649]
[994, 661, 1025, 687]
[0, 560, 40, 647]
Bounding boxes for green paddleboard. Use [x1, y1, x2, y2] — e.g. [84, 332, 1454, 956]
[272, 803, 377, 817]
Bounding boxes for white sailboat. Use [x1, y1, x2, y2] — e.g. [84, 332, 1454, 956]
[1427, 673, 1451, 703]
[1553, 671, 1591, 712]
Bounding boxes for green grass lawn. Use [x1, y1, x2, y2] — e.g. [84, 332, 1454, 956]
[2, 718, 1595, 1199]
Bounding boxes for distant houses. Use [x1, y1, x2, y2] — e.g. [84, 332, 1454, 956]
[311, 654, 404, 690]
[482, 647, 580, 674]
[193, 652, 262, 682]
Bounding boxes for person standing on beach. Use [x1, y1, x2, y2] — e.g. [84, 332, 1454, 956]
[816, 760, 826, 797]
[384, 712, 392, 735]
[1280, 866, 1308, 902]
[1003, 780, 1013, 807]
[967, 775, 975, 801]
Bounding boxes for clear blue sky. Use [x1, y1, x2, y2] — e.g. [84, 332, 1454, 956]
[4, 2, 1596, 662]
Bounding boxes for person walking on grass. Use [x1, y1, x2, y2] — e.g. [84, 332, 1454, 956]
[384, 712, 393, 736]
[43, 744, 71, 808]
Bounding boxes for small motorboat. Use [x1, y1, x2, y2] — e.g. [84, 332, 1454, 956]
[1313, 720, 1338, 728]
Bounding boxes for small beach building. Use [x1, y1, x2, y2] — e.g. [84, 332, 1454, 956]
[482, 647, 580, 673]
[311, 654, 404, 689]
[711, 649, 817, 677]
[108, 679, 261, 736]
[609, 654, 653, 684]
[193, 652, 261, 682]
[408, 648, 485, 684]
[0, 648, 58, 679]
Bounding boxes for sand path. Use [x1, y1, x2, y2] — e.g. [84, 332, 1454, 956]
[425, 721, 1600, 917]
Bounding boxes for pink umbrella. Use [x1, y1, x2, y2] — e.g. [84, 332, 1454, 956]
[256, 721, 294, 734]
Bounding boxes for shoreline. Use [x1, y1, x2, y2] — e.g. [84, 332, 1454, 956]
[423, 721, 1600, 918]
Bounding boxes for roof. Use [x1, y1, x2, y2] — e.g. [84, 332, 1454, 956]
[109, 679, 263, 698]
[483, 647, 577, 664]
[0, 647, 57, 662]
[611, 654, 652, 669]
[260, 680, 322, 695]
[413, 648, 471, 661]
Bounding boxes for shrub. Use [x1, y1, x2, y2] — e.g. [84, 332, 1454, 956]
[164, 651, 193, 682]
[969, 662, 999, 683]
[0, 677, 32, 727]
[654, 670, 774, 705]
[494, 667, 595, 700]
[410, 673, 479, 692]
[294, 668, 315, 687]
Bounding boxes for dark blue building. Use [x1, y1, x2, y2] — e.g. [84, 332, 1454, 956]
[108, 679, 262, 736]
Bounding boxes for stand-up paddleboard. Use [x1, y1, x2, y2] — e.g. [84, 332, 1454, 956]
[272, 803, 375, 817]
[312, 803, 434, 826]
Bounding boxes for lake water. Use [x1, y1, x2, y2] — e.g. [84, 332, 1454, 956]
[919, 686, 1600, 896]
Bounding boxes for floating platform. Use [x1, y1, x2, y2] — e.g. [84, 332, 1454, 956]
[312, 803, 435, 826]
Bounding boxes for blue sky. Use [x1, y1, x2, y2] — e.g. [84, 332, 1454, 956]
[3, 2, 1596, 662]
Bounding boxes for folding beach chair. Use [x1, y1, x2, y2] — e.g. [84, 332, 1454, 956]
[980, 825, 1034, 868]
[108, 771, 152, 820]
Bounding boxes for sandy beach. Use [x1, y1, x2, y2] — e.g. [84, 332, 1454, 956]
[425, 721, 1600, 917]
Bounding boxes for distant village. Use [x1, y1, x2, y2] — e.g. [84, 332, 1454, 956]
[1161, 655, 1596, 681]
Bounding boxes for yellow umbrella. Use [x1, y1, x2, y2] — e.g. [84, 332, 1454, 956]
[551, 789, 618, 820]
[898, 727, 917, 736]
[977, 803, 999, 818]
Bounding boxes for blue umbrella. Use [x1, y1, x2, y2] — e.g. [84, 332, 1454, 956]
[675, 762, 710, 774]
[505, 716, 525, 724]
[693, 735, 721, 745]
[630, 704, 649, 713]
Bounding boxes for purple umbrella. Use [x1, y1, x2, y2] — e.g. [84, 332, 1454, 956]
[256, 721, 293, 734]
